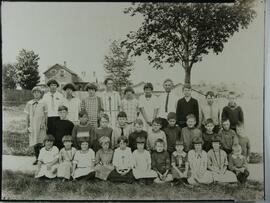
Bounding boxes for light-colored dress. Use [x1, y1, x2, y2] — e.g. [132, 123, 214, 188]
[132, 150, 157, 179]
[73, 149, 95, 179]
[63, 97, 81, 124]
[101, 91, 121, 128]
[207, 149, 237, 183]
[24, 99, 47, 146]
[121, 98, 139, 124]
[94, 148, 114, 180]
[187, 150, 213, 184]
[113, 147, 134, 170]
[138, 95, 159, 131]
[35, 146, 59, 178]
[57, 147, 77, 179]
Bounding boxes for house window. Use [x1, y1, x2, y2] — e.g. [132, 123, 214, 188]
[50, 69, 56, 75]
[60, 70, 65, 77]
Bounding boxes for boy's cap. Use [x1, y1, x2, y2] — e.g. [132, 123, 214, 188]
[104, 77, 114, 85]
[63, 83, 76, 91]
[175, 140, 184, 146]
[47, 79, 59, 87]
[167, 112, 177, 120]
[124, 86, 135, 94]
[62, 135, 73, 142]
[192, 137, 203, 144]
[31, 86, 43, 94]
[84, 83, 98, 91]
[99, 136, 110, 145]
[44, 134, 55, 142]
[136, 136, 146, 143]
[58, 105, 68, 111]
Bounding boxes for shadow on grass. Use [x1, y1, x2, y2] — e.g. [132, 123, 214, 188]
[1, 170, 264, 201]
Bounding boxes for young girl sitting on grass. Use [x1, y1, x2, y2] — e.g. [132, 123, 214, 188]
[57, 135, 77, 181]
[132, 136, 157, 184]
[94, 136, 114, 181]
[108, 136, 135, 183]
[207, 136, 237, 183]
[35, 134, 59, 179]
[171, 140, 189, 186]
[187, 137, 213, 185]
[72, 138, 95, 180]
[151, 139, 173, 184]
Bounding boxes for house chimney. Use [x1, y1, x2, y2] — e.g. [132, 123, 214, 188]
[64, 61, 67, 67]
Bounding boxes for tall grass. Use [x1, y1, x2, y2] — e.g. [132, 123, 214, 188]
[2, 170, 264, 201]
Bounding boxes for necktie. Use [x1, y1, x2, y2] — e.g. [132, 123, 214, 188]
[32, 101, 38, 116]
[165, 92, 170, 113]
[210, 105, 213, 119]
[121, 127, 124, 136]
[108, 96, 112, 116]
[51, 94, 55, 111]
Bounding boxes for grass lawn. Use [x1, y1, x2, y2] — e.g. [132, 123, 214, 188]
[1, 170, 264, 201]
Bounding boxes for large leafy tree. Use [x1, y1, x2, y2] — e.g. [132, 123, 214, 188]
[3, 63, 18, 89]
[16, 49, 41, 90]
[104, 40, 134, 92]
[122, 1, 256, 84]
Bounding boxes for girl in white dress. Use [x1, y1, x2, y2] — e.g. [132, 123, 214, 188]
[35, 135, 59, 179]
[187, 137, 213, 185]
[132, 136, 157, 183]
[57, 135, 77, 181]
[72, 138, 95, 180]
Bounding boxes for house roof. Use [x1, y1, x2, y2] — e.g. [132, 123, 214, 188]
[43, 64, 78, 76]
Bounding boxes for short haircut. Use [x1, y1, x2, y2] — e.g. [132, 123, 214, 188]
[117, 136, 128, 144]
[163, 78, 173, 85]
[100, 113, 109, 121]
[186, 114, 196, 121]
[117, 111, 127, 119]
[79, 110, 88, 118]
[134, 118, 144, 126]
[58, 105, 68, 112]
[205, 91, 215, 98]
[221, 118, 230, 123]
[167, 112, 176, 120]
[143, 82, 153, 91]
[204, 118, 214, 125]
[124, 86, 135, 95]
[155, 138, 165, 146]
[104, 77, 114, 85]
[182, 83, 191, 90]
[152, 117, 162, 125]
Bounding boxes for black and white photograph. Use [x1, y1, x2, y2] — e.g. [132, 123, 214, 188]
[1, 0, 266, 201]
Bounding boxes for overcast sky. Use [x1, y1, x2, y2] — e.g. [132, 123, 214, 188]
[2, 2, 265, 90]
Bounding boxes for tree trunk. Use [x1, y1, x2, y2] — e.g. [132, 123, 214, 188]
[183, 63, 191, 85]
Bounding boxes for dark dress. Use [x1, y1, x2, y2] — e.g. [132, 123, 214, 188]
[52, 119, 74, 149]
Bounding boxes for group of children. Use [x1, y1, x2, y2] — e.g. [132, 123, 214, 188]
[32, 105, 250, 186]
[24, 80, 250, 186]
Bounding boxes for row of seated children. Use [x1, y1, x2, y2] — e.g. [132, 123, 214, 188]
[35, 132, 249, 186]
